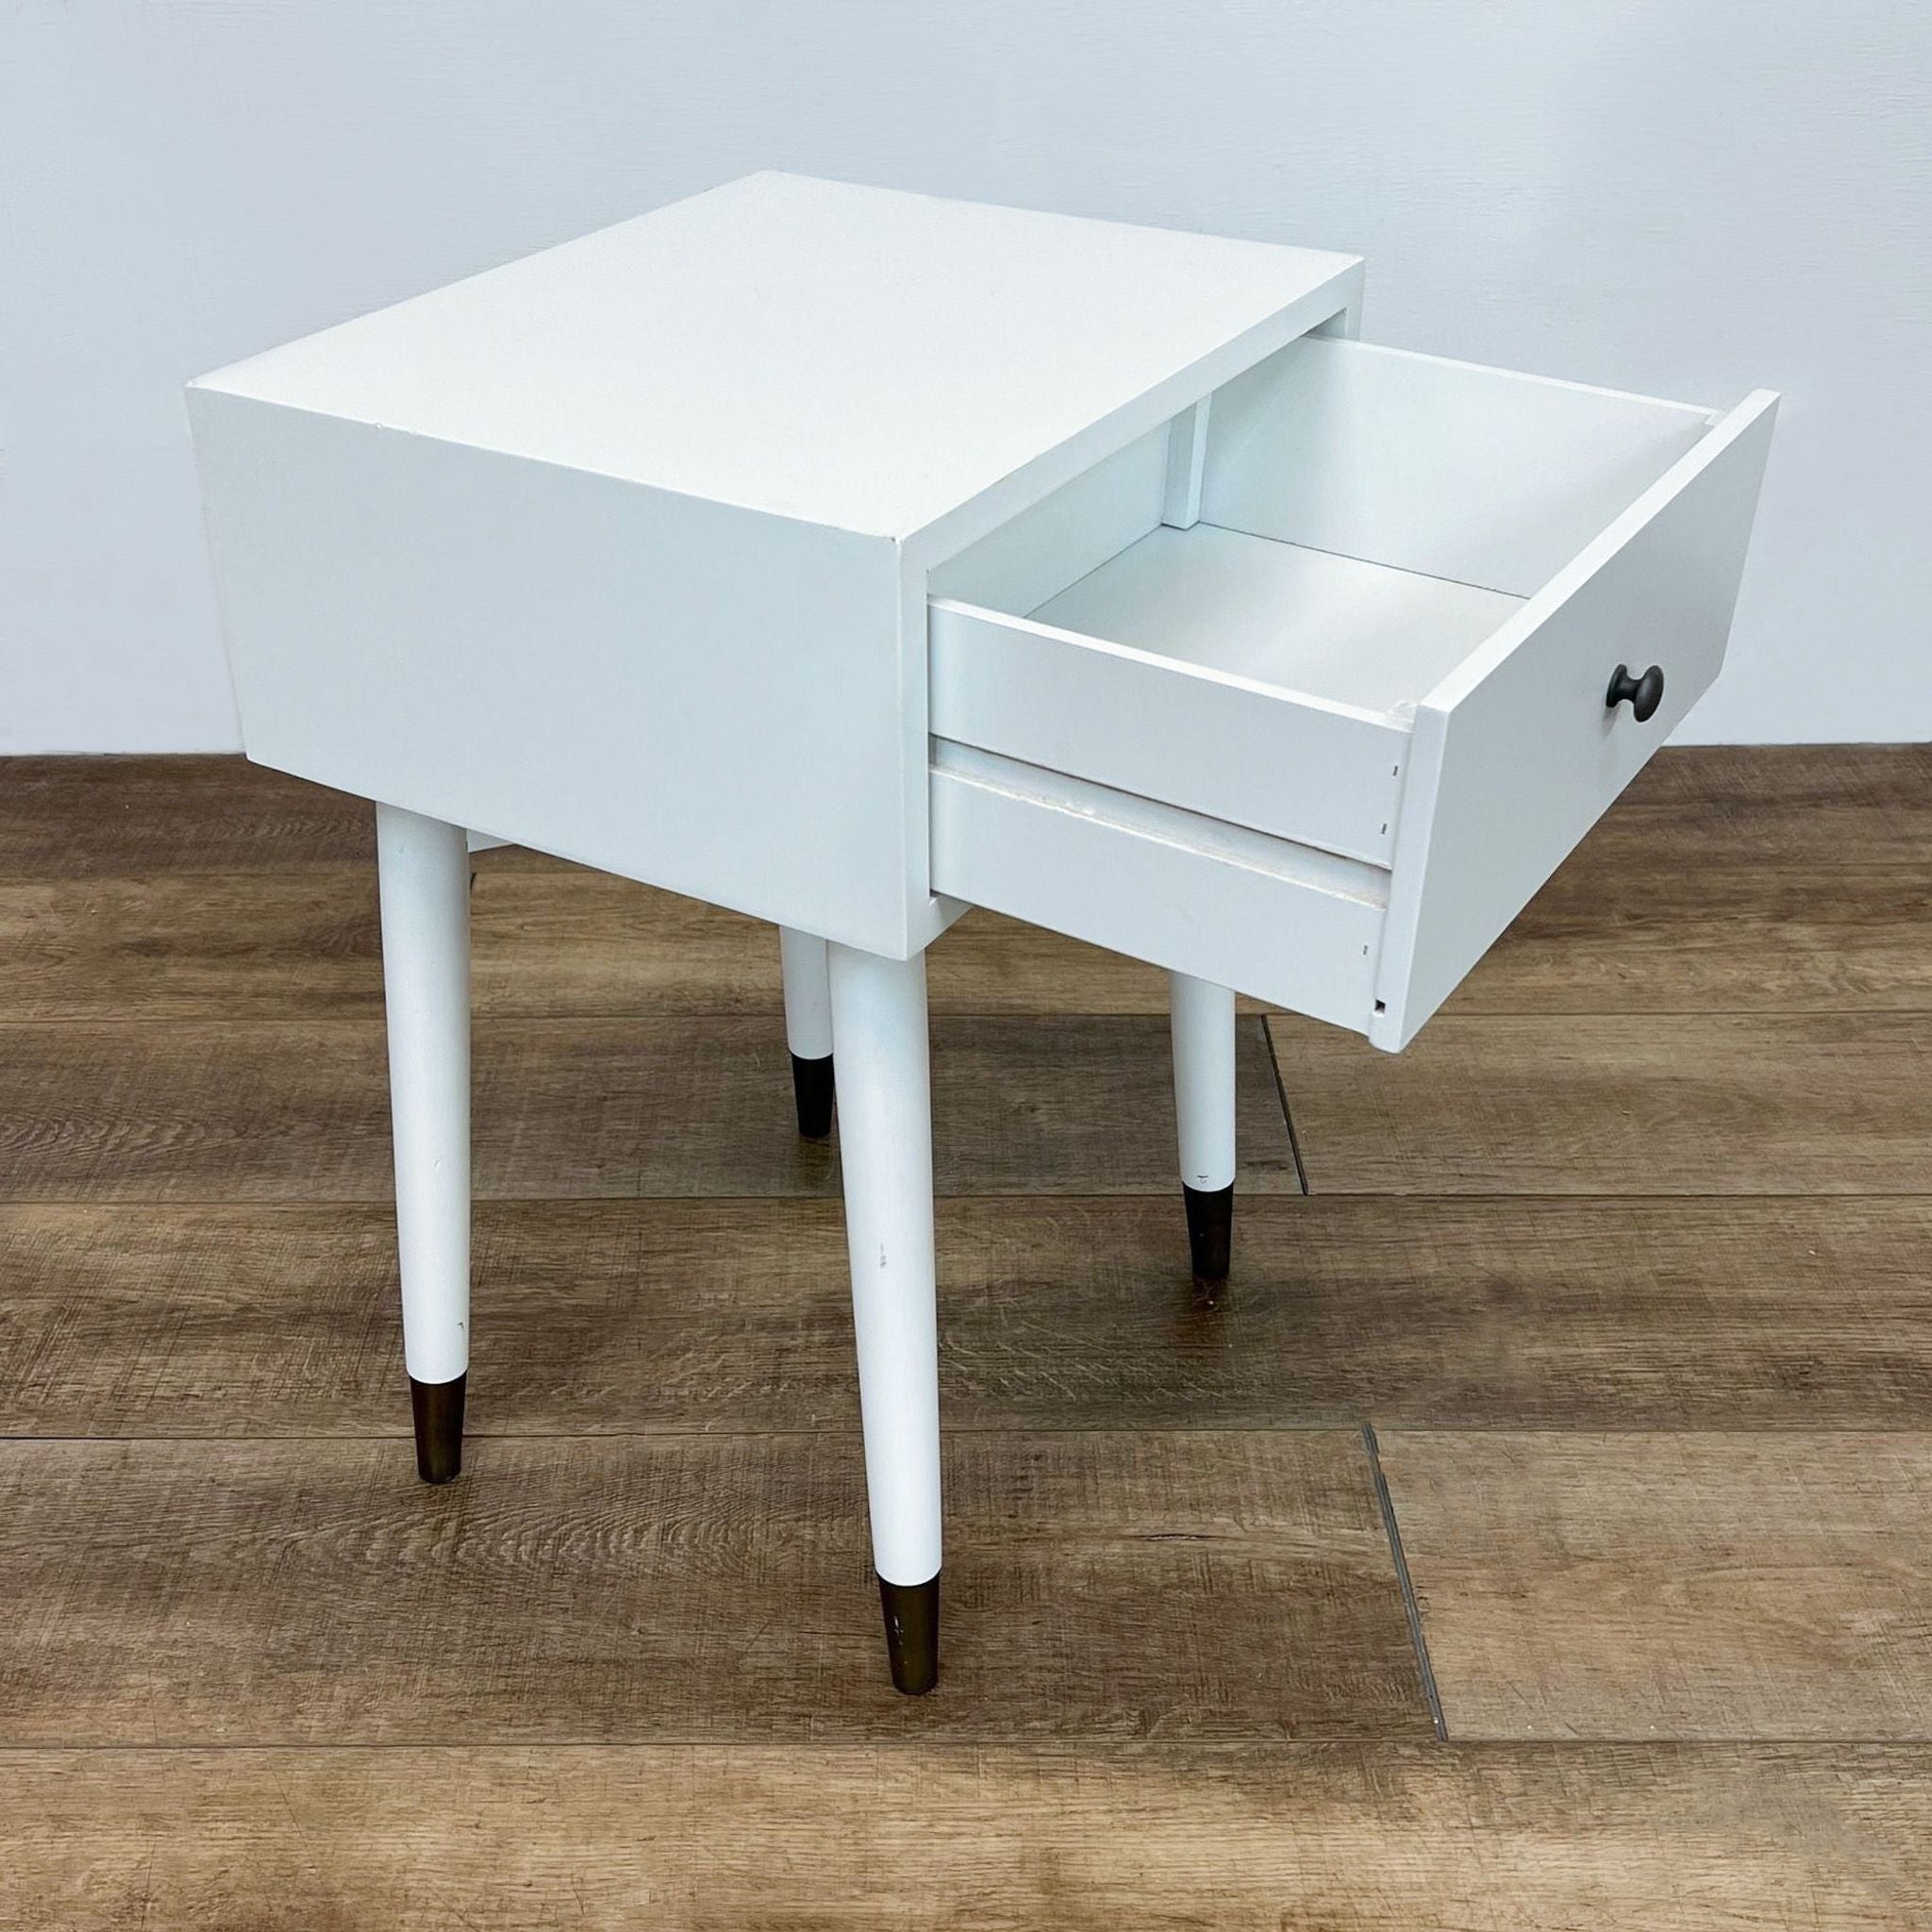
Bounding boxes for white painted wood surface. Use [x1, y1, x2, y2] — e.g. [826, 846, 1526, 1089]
[191, 390, 915, 952]
[1371, 388, 1780, 1047]
[928, 593, 1408, 867]
[778, 926, 833, 1061]
[928, 743, 1388, 1032]
[1203, 336, 1715, 594]
[827, 943, 941, 1589]
[375, 805, 471, 1387]
[192, 173, 1360, 549]
[927, 347, 1769, 1051]
[1169, 974, 1237, 1193]
[1033, 524, 1526, 715]
[189, 174, 1361, 957]
[926, 425, 1167, 616]
[1161, 399, 1212, 529]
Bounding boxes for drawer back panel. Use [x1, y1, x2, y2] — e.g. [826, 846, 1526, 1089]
[1200, 337, 1715, 596]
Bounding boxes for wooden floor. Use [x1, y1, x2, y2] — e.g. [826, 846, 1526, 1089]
[2, 747, 1929, 1927]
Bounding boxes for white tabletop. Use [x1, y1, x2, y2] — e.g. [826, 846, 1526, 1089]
[191, 173, 1357, 542]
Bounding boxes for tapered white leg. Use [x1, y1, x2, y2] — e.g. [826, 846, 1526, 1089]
[1170, 972, 1237, 1283]
[375, 804, 472, 1483]
[827, 941, 941, 1693]
[778, 925, 835, 1138]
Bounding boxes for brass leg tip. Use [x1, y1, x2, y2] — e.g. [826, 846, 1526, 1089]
[877, 1572, 940, 1694]
[409, 1372, 466, 1484]
[1182, 1182, 1234, 1284]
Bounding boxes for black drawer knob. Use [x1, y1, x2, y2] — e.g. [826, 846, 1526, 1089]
[1606, 662, 1665, 724]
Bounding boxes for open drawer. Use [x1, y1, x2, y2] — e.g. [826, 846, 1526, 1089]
[928, 336, 1776, 1049]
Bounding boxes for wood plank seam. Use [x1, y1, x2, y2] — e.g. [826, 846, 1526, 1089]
[1263, 1015, 1312, 1194]
[1362, 1423, 1446, 1740]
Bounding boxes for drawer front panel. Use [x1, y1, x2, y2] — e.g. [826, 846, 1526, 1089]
[929, 599, 1408, 866]
[1371, 390, 1779, 1049]
[930, 742, 1388, 1033]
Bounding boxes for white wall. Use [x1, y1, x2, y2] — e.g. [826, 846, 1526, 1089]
[5, 0, 1928, 750]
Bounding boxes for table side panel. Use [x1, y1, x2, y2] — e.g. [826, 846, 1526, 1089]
[926, 425, 1169, 615]
[188, 391, 916, 954]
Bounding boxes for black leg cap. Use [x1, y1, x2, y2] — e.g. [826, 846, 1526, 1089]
[1182, 1182, 1234, 1283]
[791, 1052, 835, 1140]
[877, 1572, 940, 1695]
[409, 1372, 466, 1484]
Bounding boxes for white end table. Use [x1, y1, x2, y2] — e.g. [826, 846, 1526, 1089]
[189, 174, 1775, 1694]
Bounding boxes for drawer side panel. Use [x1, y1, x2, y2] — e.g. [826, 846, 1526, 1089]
[929, 600, 1407, 866]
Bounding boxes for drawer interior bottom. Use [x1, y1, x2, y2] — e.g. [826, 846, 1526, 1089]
[1030, 522, 1524, 717]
